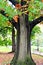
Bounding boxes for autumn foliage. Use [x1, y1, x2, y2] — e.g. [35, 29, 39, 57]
[13, 15, 18, 22]
[15, 4, 21, 9]
[42, 0, 43, 2]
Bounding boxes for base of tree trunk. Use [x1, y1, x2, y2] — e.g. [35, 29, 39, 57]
[10, 55, 36, 65]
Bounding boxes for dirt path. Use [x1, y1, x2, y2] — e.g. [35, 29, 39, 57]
[0, 53, 43, 65]
[0, 53, 14, 65]
[32, 54, 43, 65]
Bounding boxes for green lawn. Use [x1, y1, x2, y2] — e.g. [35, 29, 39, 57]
[0, 45, 43, 53]
[0, 46, 12, 53]
[31, 46, 43, 52]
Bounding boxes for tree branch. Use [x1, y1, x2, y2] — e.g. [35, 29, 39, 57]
[9, 0, 18, 5]
[30, 16, 43, 32]
[0, 10, 18, 29]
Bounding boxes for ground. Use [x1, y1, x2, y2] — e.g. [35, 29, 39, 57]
[0, 53, 43, 65]
[32, 54, 43, 65]
[0, 53, 14, 65]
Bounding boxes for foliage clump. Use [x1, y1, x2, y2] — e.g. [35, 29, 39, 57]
[28, 1, 43, 21]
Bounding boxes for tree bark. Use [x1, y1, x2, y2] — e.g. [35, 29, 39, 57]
[25, 14, 31, 56]
[18, 14, 27, 61]
[12, 25, 15, 52]
[10, 14, 36, 65]
[30, 16, 43, 32]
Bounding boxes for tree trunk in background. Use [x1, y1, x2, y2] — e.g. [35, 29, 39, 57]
[37, 39, 39, 51]
[12, 25, 15, 52]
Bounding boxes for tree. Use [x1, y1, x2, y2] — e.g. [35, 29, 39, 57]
[10, 0, 43, 65]
[31, 25, 41, 39]
[31, 25, 41, 51]
[0, 26, 12, 46]
[0, 0, 43, 65]
[0, 0, 17, 52]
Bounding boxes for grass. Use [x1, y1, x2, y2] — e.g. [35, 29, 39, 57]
[0, 45, 43, 53]
[0, 46, 12, 53]
[39, 47, 43, 52]
[31, 46, 43, 52]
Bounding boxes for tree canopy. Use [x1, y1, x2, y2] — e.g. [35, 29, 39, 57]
[28, 0, 43, 21]
[0, 0, 43, 46]
[0, 0, 43, 24]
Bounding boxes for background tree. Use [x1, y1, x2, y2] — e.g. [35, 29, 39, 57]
[31, 25, 41, 39]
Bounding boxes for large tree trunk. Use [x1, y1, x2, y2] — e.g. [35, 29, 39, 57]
[18, 14, 27, 61]
[10, 14, 36, 65]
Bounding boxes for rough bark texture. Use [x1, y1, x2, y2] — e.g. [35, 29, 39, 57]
[25, 14, 31, 56]
[18, 14, 27, 61]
